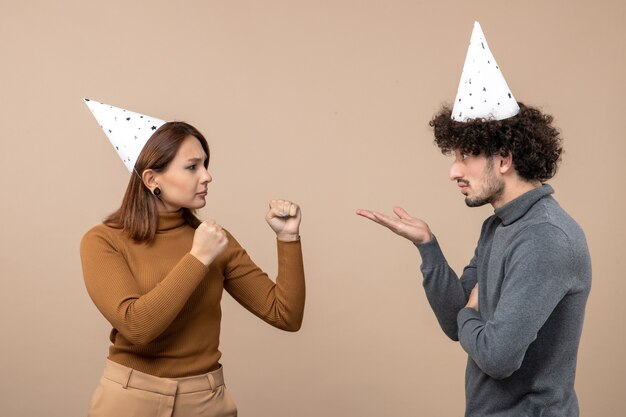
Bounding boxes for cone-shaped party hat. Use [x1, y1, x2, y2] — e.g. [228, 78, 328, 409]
[83, 98, 168, 172]
[451, 21, 519, 122]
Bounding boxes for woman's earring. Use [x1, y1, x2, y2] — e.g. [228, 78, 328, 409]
[153, 187, 161, 196]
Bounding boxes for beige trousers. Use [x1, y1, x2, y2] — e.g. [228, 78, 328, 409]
[88, 360, 237, 417]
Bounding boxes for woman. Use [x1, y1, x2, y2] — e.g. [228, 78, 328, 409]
[80, 119, 305, 417]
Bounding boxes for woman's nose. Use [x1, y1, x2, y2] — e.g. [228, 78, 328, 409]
[202, 168, 212, 183]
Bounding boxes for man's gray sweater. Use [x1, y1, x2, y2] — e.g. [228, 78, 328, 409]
[417, 184, 591, 417]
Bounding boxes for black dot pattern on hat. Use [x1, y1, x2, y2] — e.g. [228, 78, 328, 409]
[451, 22, 519, 122]
[84, 99, 168, 171]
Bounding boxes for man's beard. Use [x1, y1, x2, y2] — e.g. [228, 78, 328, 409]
[464, 158, 504, 207]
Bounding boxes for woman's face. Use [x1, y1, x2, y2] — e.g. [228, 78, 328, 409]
[154, 135, 211, 212]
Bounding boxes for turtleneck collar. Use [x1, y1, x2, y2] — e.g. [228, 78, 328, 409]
[157, 209, 186, 231]
[494, 184, 554, 226]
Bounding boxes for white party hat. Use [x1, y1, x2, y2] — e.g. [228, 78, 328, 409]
[83, 98, 168, 172]
[451, 21, 519, 122]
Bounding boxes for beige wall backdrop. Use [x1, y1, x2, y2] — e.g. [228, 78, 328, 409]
[1, 1, 625, 416]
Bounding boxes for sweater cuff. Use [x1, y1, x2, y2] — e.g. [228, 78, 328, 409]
[457, 307, 482, 330]
[415, 235, 447, 269]
[181, 252, 210, 275]
[277, 237, 302, 254]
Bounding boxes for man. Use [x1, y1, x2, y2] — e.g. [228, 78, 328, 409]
[357, 22, 591, 417]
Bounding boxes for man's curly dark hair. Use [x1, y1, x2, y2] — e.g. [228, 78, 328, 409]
[429, 102, 563, 182]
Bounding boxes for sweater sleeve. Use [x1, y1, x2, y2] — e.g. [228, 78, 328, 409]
[223, 231, 305, 332]
[80, 227, 209, 346]
[457, 224, 575, 379]
[417, 235, 478, 341]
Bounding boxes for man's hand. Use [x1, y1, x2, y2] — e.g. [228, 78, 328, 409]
[356, 206, 433, 245]
[466, 284, 479, 311]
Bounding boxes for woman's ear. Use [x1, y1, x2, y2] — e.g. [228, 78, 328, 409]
[142, 169, 159, 190]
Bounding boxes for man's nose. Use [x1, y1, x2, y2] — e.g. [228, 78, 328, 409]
[449, 161, 463, 181]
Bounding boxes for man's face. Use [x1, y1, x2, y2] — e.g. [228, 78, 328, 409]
[449, 150, 504, 208]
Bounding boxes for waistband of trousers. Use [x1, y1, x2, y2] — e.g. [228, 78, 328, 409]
[102, 359, 225, 396]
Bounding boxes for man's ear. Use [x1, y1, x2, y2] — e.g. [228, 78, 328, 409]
[499, 150, 514, 174]
[142, 169, 159, 190]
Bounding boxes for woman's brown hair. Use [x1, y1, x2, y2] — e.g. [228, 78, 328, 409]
[104, 121, 210, 243]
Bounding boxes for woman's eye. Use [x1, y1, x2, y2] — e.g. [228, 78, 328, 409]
[187, 165, 196, 171]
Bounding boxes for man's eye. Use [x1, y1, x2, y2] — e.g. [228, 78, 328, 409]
[461, 153, 468, 160]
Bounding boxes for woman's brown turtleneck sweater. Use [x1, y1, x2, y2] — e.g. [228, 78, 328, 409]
[80, 210, 305, 378]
